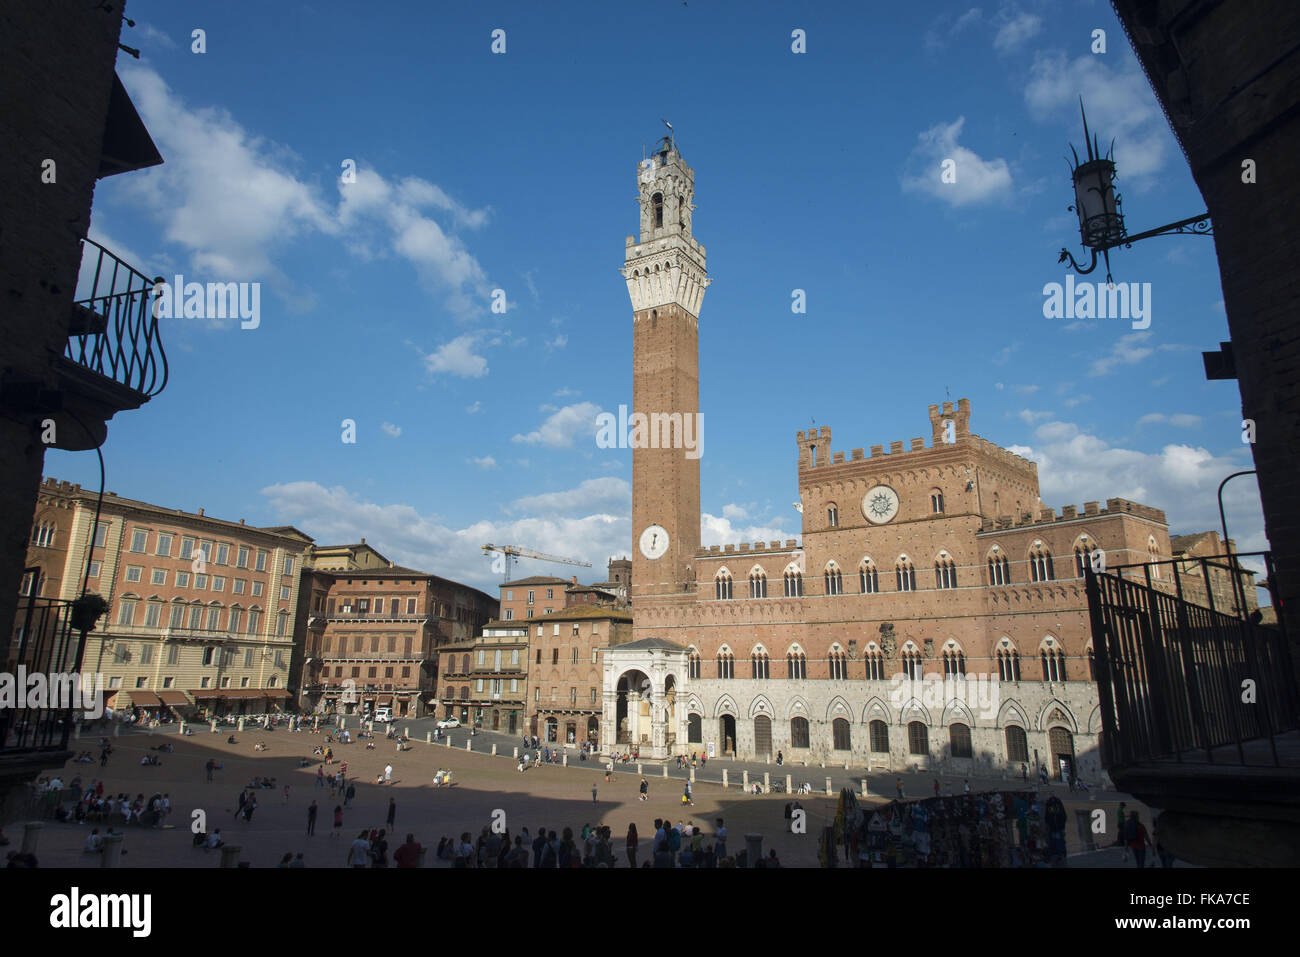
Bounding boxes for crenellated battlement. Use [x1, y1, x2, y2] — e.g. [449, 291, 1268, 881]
[696, 539, 801, 559]
[977, 497, 1167, 533]
[794, 399, 1038, 480]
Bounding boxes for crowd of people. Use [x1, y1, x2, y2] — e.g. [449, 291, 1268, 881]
[428, 816, 762, 868]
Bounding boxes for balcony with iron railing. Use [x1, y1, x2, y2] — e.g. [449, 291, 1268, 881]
[1085, 552, 1300, 865]
[48, 238, 169, 450]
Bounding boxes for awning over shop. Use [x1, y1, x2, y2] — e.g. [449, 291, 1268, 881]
[264, 689, 291, 700]
[222, 689, 262, 700]
[377, 696, 393, 705]
[128, 691, 162, 707]
[189, 690, 222, 700]
[157, 691, 192, 707]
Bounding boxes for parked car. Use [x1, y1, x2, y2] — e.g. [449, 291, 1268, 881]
[436, 718, 460, 729]
[373, 707, 393, 723]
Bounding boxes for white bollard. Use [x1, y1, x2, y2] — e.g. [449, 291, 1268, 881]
[465, 739, 472, 751]
[722, 769, 729, 788]
[636, 763, 642, 775]
[763, 772, 770, 793]
[100, 833, 124, 868]
[426, 732, 431, 744]
[563, 753, 568, 766]
[21, 822, 42, 854]
[513, 747, 519, 758]
[825, 777, 833, 796]
[786, 774, 792, 794]
[689, 768, 695, 783]
[491, 744, 496, 756]
[742, 770, 749, 790]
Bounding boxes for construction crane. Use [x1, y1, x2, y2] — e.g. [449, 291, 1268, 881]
[481, 544, 592, 584]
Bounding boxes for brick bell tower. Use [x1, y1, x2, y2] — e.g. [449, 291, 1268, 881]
[624, 134, 710, 604]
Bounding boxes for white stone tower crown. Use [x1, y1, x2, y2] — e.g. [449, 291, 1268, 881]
[622, 136, 711, 317]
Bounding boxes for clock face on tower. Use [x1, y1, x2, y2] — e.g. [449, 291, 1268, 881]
[862, 485, 901, 524]
[639, 524, 670, 560]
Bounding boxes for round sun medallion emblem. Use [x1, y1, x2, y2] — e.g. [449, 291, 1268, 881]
[862, 485, 900, 524]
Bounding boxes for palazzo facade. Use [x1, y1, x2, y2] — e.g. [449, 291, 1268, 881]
[600, 138, 1220, 784]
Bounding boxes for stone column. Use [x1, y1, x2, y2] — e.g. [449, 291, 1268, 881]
[651, 691, 666, 757]
[219, 844, 242, 868]
[743, 833, 763, 868]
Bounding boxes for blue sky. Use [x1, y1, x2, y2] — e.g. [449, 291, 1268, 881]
[52, 0, 1267, 591]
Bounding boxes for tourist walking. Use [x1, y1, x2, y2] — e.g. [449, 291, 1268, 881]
[332, 805, 343, 837]
[387, 797, 396, 828]
[639, 778, 649, 802]
[592, 783, 598, 805]
[683, 781, 693, 806]
[206, 758, 215, 782]
[714, 818, 727, 860]
[895, 777, 904, 799]
[345, 782, 355, 807]
[384, 763, 393, 783]
[347, 830, 370, 868]
[316, 766, 324, 788]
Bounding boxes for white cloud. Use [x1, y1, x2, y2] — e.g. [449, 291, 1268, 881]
[511, 402, 603, 449]
[423, 335, 488, 379]
[993, 11, 1041, 52]
[465, 401, 482, 414]
[1012, 384, 1040, 395]
[380, 422, 401, 438]
[509, 478, 630, 516]
[721, 503, 750, 521]
[1024, 52, 1172, 182]
[115, 64, 493, 317]
[1009, 423, 1263, 551]
[1089, 331, 1155, 376]
[547, 334, 568, 350]
[1137, 413, 1202, 428]
[1063, 394, 1092, 408]
[701, 513, 791, 549]
[902, 117, 1013, 207]
[925, 7, 984, 52]
[553, 387, 578, 398]
[261, 481, 628, 592]
[135, 23, 177, 50]
[1018, 409, 1053, 425]
[470, 456, 498, 470]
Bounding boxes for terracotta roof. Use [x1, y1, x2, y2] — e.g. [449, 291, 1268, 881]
[501, 575, 572, 587]
[521, 604, 632, 623]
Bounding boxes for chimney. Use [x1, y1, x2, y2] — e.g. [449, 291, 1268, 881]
[571, 575, 577, 585]
[197, 508, 204, 517]
[361, 537, 366, 545]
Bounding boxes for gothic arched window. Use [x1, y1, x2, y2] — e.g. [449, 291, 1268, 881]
[859, 560, 879, 594]
[652, 192, 664, 228]
[1029, 546, 1055, 582]
[896, 558, 916, 592]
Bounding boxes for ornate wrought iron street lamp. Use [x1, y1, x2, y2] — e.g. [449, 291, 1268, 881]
[1058, 99, 1212, 282]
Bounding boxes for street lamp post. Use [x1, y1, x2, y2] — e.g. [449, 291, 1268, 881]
[1058, 99, 1212, 282]
[1218, 470, 1257, 618]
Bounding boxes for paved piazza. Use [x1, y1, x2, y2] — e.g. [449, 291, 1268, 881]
[18, 726, 1152, 868]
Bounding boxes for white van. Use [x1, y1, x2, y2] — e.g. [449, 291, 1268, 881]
[373, 706, 393, 723]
